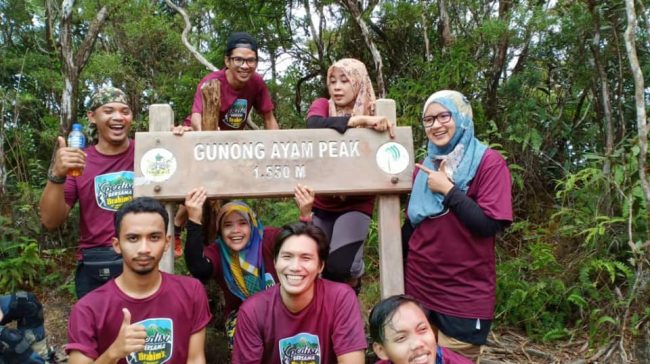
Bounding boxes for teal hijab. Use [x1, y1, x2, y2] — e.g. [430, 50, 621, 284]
[407, 90, 487, 225]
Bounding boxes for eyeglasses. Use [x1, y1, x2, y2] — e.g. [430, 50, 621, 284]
[422, 112, 452, 128]
[229, 56, 258, 67]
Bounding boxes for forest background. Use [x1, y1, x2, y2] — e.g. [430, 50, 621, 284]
[1, 0, 649, 362]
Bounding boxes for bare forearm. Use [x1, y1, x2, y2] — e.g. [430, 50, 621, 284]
[68, 350, 119, 364]
[191, 113, 202, 131]
[186, 357, 206, 364]
[92, 351, 122, 364]
[39, 182, 71, 229]
[186, 329, 207, 364]
[263, 112, 279, 130]
[337, 351, 365, 364]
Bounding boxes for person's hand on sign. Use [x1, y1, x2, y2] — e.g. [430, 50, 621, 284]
[347, 115, 395, 138]
[172, 124, 194, 135]
[185, 187, 207, 224]
[415, 161, 454, 196]
[294, 184, 315, 223]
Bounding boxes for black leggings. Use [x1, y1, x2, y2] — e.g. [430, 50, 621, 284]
[313, 209, 370, 282]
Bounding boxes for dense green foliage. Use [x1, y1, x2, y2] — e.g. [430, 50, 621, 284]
[1, 0, 649, 357]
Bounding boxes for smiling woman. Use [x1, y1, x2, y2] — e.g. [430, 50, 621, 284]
[421, 103, 456, 150]
[369, 295, 472, 364]
[182, 185, 315, 349]
[405, 90, 513, 362]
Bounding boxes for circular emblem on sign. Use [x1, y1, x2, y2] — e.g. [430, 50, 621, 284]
[376, 142, 409, 174]
[140, 148, 177, 182]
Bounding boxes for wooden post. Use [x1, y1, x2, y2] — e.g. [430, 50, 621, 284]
[375, 99, 405, 297]
[148, 104, 175, 273]
[201, 80, 220, 131]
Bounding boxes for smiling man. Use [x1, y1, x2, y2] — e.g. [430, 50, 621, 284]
[173, 32, 280, 251]
[66, 197, 212, 364]
[369, 295, 471, 364]
[40, 87, 136, 298]
[232, 222, 366, 364]
[189, 32, 278, 131]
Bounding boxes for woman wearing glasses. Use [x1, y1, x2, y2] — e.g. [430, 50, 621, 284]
[404, 90, 512, 362]
[188, 32, 278, 131]
[305, 58, 394, 292]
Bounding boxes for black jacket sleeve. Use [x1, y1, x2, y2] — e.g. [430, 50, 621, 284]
[306, 115, 350, 134]
[443, 186, 509, 237]
[184, 220, 214, 281]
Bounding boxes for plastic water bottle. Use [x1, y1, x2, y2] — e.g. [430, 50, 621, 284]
[67, 123, 86, 177]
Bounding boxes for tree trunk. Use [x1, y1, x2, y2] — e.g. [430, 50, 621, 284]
[269, 46, 278, 101]
[0, 95, 5, 195]
[437, 0, 452, 49]
[609, 27, 627, 142]
[340, 0, 386, 98]
[201, 80, 221, 131]
[588, 1, 614, 180]
[303, 0, 329, 89]
[294, 71, 319, 114]
[304, 0, 326, 71]
[164, 0, 217, 72]
[637, 1, 650, 49]
[59, 75, 78, 135]
[44, 0, 57, 52]
[623, 0, 650, 240]
[420, 2, 431, 60]
[512, 0, 548, 75]
[485, 0, 511, 123]
[57, 0, 109, 134]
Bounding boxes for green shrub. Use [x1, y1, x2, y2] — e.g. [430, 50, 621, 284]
[0, 216, 46, 292]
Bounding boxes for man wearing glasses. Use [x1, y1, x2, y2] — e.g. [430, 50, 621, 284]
[190, 32, 279, 131]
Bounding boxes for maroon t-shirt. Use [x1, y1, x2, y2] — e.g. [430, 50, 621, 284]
[64, 141, 135, 253]
[191, 69, 274, 130]
[232, 279, 367, 364]
[203, 226, 281, 317]
[405, 149, 513, 320]
[66, 273, 212, 363]
[306, 98, 375, 215]
[305, 97, 330, 119]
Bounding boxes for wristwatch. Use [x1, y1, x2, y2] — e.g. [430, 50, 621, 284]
[47, 169, 67, 184]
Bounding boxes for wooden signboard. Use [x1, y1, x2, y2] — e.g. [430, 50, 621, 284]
[133, 128, 413, 199]
[140, 100, 410, 297]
